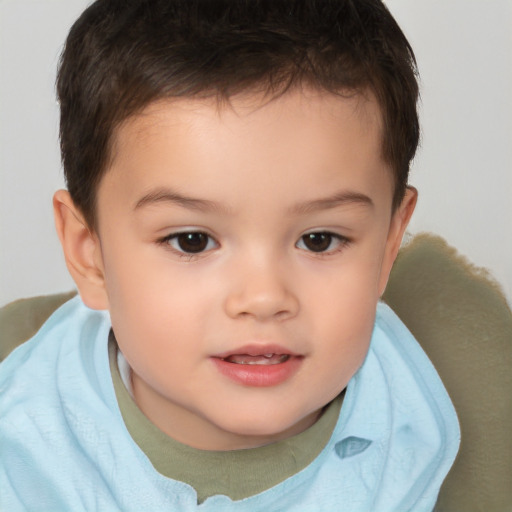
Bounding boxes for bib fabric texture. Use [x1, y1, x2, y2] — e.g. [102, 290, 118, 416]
[0, 296, 459, 511]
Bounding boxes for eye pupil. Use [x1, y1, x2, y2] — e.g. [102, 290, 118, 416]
[177, 233, 208, 253]
[303, 233, 332, 252]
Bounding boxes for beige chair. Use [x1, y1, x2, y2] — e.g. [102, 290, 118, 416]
[1, 233, 511, 511]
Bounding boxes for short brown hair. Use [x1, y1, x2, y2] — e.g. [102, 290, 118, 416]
[57, 0, 419, 229]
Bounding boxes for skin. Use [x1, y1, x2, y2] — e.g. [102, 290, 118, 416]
[54, 89, 416, 451]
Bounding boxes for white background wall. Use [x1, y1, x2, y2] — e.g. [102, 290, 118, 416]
[1, 0, 511, 307]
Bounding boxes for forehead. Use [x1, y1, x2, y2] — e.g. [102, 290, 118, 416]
[99, 89, 392, 219]
[111, 87, 383, 157]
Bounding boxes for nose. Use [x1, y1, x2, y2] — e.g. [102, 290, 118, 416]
[224, 257, 299, 322]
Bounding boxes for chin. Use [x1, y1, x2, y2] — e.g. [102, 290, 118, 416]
[217, 408, 320, 445]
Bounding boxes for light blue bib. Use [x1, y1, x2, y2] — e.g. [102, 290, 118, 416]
[0, 297, 459, 511]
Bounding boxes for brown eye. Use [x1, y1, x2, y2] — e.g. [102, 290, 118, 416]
[297, 232, 348, 254]
[301, 233, 333, 252]
[167, 232, 215, 253]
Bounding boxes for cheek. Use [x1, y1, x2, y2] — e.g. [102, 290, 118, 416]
[106, 267, 206, 394]
[302, 304, 373, 407]
[102, 244, 219, 361]
[314, 292, 375, 359]
[303, 255, 380, 376]
[102, 234, 205, 312]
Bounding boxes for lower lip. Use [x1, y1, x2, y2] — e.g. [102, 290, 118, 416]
[211, 356, 303, 387]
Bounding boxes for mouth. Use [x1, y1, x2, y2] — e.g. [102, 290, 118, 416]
[211, 345, 302, 387]
[219, 353, 291, 365]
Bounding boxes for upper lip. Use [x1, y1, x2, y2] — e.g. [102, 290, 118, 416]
[212, 344, 300, 359]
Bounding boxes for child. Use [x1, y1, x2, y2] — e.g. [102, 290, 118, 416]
[0, 1, 459, 510]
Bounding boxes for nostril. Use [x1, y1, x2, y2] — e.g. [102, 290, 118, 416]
[223, 273, 299, 321]
[224, 294, 299, 321]
[274, 309, 294, 320]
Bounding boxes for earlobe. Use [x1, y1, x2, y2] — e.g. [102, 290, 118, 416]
[378, 187, 418, 296]
[53, 189, 109, 310]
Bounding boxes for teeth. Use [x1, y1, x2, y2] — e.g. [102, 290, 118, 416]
[223, 354, 290, 365]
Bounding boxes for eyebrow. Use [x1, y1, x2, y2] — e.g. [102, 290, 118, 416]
[134, 188, 225, 213]
[134, 187, 373, 214]
[290, 191, 374, 214]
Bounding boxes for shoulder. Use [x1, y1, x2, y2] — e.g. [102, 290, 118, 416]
[371, 301, 459, 428]
[0, 296, 112, 426]
[1, 295, 108, 375]
[0, 297, 122, 508]
[0, 291, 77, 361]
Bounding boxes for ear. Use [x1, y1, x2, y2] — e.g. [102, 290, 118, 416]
[53, 189, 109, 310]
[378, 186, 418, 296]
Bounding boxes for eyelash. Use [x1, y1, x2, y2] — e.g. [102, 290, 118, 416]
[158, 231, 218, 258]
[295, 231, 350, 255]
[157, 230, 350, 258]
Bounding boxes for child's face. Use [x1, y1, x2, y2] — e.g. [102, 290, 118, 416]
[61, 89, 415, 450]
